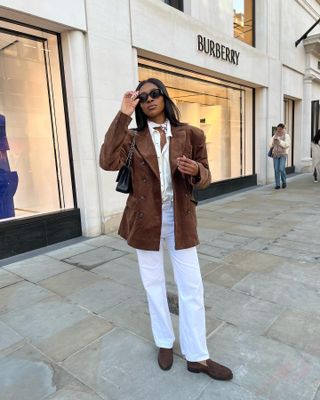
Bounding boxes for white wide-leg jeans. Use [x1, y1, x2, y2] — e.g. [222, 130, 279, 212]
[136, 202, 209, 362]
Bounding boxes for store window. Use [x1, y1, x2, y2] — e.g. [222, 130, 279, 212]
[284, 98, 294, 168]
[164, 0, 184, 12]
[311, 100, 319, 141]
[0, 20, 74, 220]
[233, 0, 254, 46]
[138, 58, 253, 183]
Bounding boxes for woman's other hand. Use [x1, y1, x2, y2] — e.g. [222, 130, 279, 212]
[177, 155, 200, 177]
[121, 91, 140, 116]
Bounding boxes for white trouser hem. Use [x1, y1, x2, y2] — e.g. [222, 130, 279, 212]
[155, 341, 174, 349]
[185, 353, 210, 362]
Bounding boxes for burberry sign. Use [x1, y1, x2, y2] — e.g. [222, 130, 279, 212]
[197, 34, 240, 66]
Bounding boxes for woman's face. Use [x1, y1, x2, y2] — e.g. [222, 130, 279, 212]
[138, 82, 165, 121]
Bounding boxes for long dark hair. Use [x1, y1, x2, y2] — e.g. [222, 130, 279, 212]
[134, 78, 183, 131]
[313, 129, 320, 144]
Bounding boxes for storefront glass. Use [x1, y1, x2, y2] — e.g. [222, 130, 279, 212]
[138, 58, 253, 183]
[0, 20, 74, 220]
[284, 98, 294, 167]
[233, 0, 254, 46]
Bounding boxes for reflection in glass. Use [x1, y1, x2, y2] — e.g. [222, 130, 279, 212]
[138, 58, 253, 183]
[233, 0, 254, 46]
[284, 98, 294, 167]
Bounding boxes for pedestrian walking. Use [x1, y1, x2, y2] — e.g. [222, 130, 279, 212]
[269, 123, 291, 189]
[99, 77, 233, 381]
[311, 129, 320, 183]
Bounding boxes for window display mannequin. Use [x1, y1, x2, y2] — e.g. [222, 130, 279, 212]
[0, 114, 18, 218]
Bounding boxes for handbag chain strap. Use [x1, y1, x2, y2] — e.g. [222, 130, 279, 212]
[125, 134, 136, 167]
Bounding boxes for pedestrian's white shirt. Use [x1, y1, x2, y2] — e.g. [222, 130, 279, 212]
[147, 119, 173, 203]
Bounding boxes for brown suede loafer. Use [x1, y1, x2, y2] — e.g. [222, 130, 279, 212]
[158, 348, 173, 370]
[187, 359, 233, 380]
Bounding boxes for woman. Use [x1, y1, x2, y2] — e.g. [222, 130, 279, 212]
[269, 123, 291, 189]
[99, 78, 233, 381]
[311, 129, 320, 183]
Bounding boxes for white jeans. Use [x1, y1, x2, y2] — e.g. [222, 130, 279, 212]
[136, 202, 209, 362]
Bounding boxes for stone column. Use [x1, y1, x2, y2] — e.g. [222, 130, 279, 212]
[61, 30, 102, 236]
[255, 87, 269, 184]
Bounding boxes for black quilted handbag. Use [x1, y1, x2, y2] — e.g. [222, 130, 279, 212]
[115, 134, 136, 193]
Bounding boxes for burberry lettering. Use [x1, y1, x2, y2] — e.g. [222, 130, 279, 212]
[197, 34, 240, 66]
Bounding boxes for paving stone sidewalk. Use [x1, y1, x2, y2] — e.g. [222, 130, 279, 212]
[1, 173, 320, 400]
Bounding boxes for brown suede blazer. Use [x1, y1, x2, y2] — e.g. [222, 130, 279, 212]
[99, 111, 211, 250]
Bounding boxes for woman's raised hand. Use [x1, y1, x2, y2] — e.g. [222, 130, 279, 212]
[177, 155, 200, 177]
[121, 91, 140, 116]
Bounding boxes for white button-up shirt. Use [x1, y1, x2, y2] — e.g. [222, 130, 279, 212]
[147, 119, 173, 203]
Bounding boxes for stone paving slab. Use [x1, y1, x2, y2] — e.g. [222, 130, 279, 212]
[0, 268, 23, 288]
[0, 281, 54, 315]
[46, 242, 97, 260]
[39, 268, 105, 297]
[270, 238, 320, 255]
[3, 255, 75, 283]
[1, 343, 100, 400]
[233, 271, 320, 315]
[85, 235, 136, 254]
[43, 382, 104, 400]
[260, 243, 320, 263]
[65, 246, 128, 270]
[204, 282, 285, 335]
[282, 228, 320, 245]
[266, 308, 320, 358]
[241, 238, 273, 251]
[65, 279, 139, 314]
[204, 264, 251, 288]
[197, 214, 297, 239]
[206, 324, 320, 400]
[62, 328, 210, 400]
[197, 227, 223, 242]
[0, 320, 23, 353]
[91, 257, 143, 290]
[272, 259, 320, 290]
[196, 381, 269, 400]
[223, 250, 283, 273]
[1, 297, 113, 362]
[197, 243, 234, 259]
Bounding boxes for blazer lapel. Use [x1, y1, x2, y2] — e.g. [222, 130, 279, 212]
[135, 127, 160, 179]
[170, 125, 186, 175]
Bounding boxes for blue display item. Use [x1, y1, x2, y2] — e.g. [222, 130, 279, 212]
[0, 114, 9, 151]
[0, 114, 19, 219]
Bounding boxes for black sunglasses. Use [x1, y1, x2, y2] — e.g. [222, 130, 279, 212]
[138, 88, 163, 103]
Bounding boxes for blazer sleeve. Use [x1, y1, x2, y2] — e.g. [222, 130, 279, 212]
[99, 111, 133, 171]
[190, 127, 211, 190]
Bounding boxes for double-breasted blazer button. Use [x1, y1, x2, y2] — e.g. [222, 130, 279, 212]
[140, 195, 145, 200]
[140, 161, 145, 166]
[138, 212, 144, 218]
[142, 178, 147, 183]
[186, 210, 191, 214]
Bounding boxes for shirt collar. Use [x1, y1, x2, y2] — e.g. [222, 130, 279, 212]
[147, 119, 172, 138]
